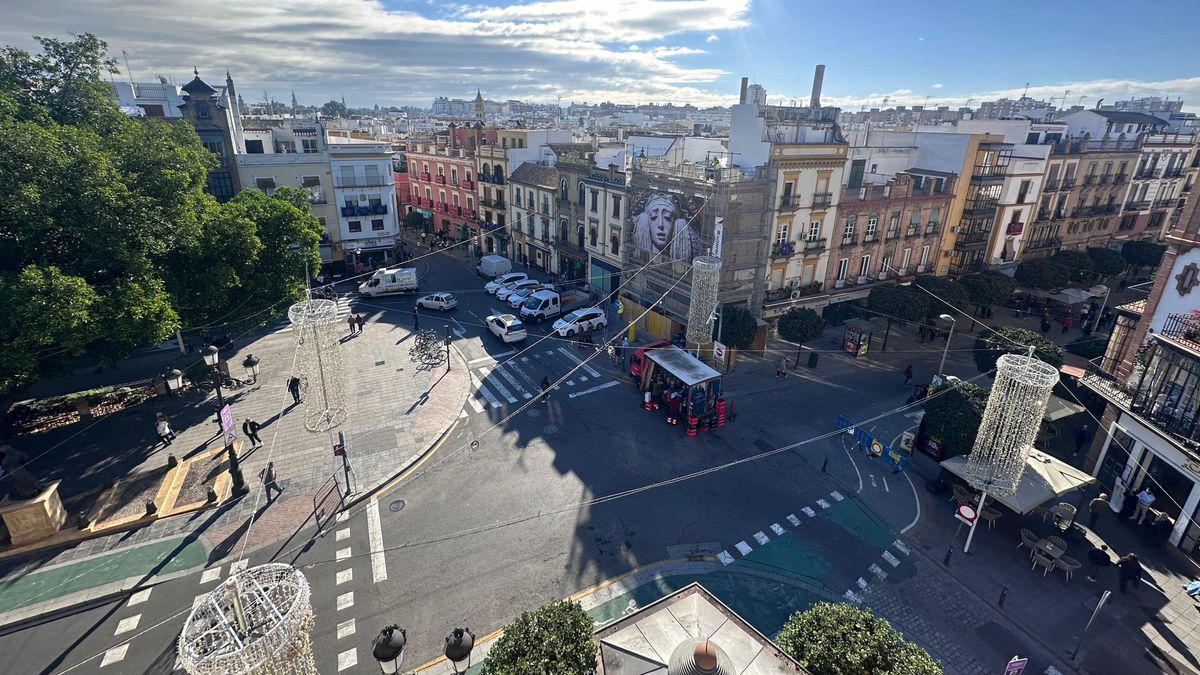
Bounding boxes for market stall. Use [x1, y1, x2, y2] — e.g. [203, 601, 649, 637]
[639, 346, 725, 434]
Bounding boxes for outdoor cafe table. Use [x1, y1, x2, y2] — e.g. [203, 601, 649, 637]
[1033, 539, 1066, 559]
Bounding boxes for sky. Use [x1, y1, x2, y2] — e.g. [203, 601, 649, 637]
[3, 0, 1198, 112]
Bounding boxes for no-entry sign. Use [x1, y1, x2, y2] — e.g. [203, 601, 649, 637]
[955, 502, 978, 526]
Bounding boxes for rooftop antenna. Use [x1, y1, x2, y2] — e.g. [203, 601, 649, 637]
[121, 50, 135, 87]
[1022, 82, 1030, 98]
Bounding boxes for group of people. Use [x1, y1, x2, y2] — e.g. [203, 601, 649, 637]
[346, 314, 368, 334]
[1084, 543, 1143, 592]
[642, 373, 698, 426]
[916, 320, 949, 344]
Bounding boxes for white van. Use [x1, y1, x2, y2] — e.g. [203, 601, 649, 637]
[477, 255, 512, 278]
[520, 289, 561, 323]
[358, 267, 418, 297]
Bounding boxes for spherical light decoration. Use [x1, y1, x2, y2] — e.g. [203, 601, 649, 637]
[288, 299, 348, 432]
[686, 256, 722, 347]
[963, 353, 1059, 498]
[177, 563, 316, 675]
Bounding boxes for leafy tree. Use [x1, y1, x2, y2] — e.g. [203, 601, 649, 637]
[867, 284, 927, 351]
[479, 601, 596, 675]
[1050, 249, 1094, 283]
[1087, 247, 1125, 277]
[777, 307, 824, 367]
[1121, 240, 1165, 270]
[775, 602, 941, 675]
[958, 271, 1015, 310]
[923, 380, 989, 460]
[0, 33, 123, 131]
[973, 326, 1064, 376]
[715, 304, 757, 350]
[1066, 334, 1108, 360]
[914, 276, 969, 320]
[404, 209, 426, 230]
[321, 99, 348, 118]
[1014, 257, 1069, 290]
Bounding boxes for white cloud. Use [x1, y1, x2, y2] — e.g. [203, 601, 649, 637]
[706, 33, 719, 42]
[931, 83, 944, 89]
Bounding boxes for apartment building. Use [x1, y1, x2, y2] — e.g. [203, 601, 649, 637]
[1126, 132, 1197, 240]
[111, 79, 185, 118]
[508, 163, 559, 272]
[550, 145, 628, 293]
[476, 128, 572, 257]
[407, 136, 479, 244]
[329, 140, 400, 272]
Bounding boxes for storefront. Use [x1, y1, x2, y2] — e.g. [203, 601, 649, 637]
[527, 241, 549, 271]
[344, 236, 397, 275]
[589, 258, 621, 297]
[414, 208, 433, 233]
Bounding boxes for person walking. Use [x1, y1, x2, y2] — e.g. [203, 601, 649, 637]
[1088, 492, 1110, 528]
[903, 364, 914, 385]
[1086, 544, 1112, 582]
[1073, 424, 1091, 456]
[1117, 552, 1142, 593]
[355, 314, 366, 333]
[347, 314, 357, 335]
[242, 418, 263, 448]
[287, 376, 302, 405]
[1062, 315, 1073, 333]
[259, 461, 284, 503]
[777, 356, 788, 378]
[155, 413, 176, 446]
[540, 376, 551, 404]
[1131, 487, 1156, 524]
[412, 307, 420, 331]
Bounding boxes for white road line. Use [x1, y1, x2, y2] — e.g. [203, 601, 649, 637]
[337, 648, 358, 671]
[557, 347, 603, 378]
[450, 317, 467, 336]
[459, 409, 468, 418]
[893, 539, 911, 556]
[856, 577, 869, 590]
[839, 436, 865, 493]
[882, 551, 902, 568]
[770, 523, 785, 535]
[335, 511, 349, 523]
[869, 474, 878, 488]
[891, 426, 922, 534]
[114, 614, 141, 635]
[336, 528, 350, 541]
[787, 514, 801, 526]
[869, 563, 887, 580]
[478, 366, 518, 403]
[100, 644, 129, 667]
[578, 374, 589, 382]
[816, 499, 832, 509]
[336, 547, 351, 561]
[883, 475, 890, 493]
[716, 551, 734, 565]
[337, 618, 356, 640]
[336, 592, 354, 611]
[367, 497, 388, 584]
[802, 507, 816, 517]
[831, 490, 844, 501]
[568, 381, 620, 398]
[494, 363, 533, 399]
[753, 531, 770, 545]
[127, 588, 152, 607]
[843, 589, 863, 604]
[336, 569, 353, 585]
[466, 395, 485, 414]
[199, 567, 222, 584]
[734, 541, 753, 556]
[468, 371, 504, 408]
[468, 350, 515, 365]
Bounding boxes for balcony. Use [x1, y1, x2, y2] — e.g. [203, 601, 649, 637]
[480, 197, 506, 209]
[811, 193, 832, 209]
[905, 227, 919, 238]
[1035, 210, 1051, 222]
[954, 233, 990, 251]
[1126, 200, 1151, 211]
[1083, 175, 1096, 186]
[434, 175, 447, 185]
[772, 241, 797, 258]
[804, 238, 827, 252]
[779, 195, 795, 209]
[341, 204, 387, 217]
[1098, 174, 1112, 185]
[436, 202, 449, 213]
[1162, 313, 1200, 352]
[462, 180, 475, 191]
[924, 223, 940, 235]
[1114, 173, 1128, 184]
[1025, 236, 1062, 251]
[1153, 199, 1177, 209]
[885, 230, 900, 241]
[480, 220, 505, 233]
[1005, 222, 1024, 236]
[1044, 179, 1060, 192]
[840, 236, 857, 247]
[1071, 207, 1091, 218]
[420, 172, 432, 182]
[1062, 178, 1076, 189]
[1135, 169, 1156, 180]
[764, 282, 823, 305]
[1082, 348, 1200, 450]
[480, 174, 506, 185]
[1165, 168, 1185, 178]
[334, 177, 395, 189]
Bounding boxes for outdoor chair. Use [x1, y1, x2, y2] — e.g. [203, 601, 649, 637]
[1032, 551, 1056, 576]
[981, 506, 1002, 530]
[1018, 529, 1040, 558]
[952, 483, 975, 504]
[1047, 535, 1067, 551]
[1055, 555, 1081, 582]
[1033, 504, 1051, 523]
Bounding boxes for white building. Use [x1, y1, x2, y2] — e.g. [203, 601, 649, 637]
[329, 140, 400, 271]
[111, 79, 185, 118]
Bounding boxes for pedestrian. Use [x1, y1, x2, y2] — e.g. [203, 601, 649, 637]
[347, 314, 357, 335]
[1086, 544, 1112, 582]
[1080, 306, 1090, 325]
[287, 376, 302, 404]
[777, 357, 788, 378]
[1073, 424, 1091, 456]
[356, 314, 366, 332]
[1131, 487, 1156, 524]
[155, 413, 175, 446]
[259, 461, 284, 503]
[412, 307, 420, 331]
[540, 376, 551, 403]
[1088, 492, 1109, 528]
[1062, 316, 1073, 333]
[1041, 318, 1052, 334]
[903, 364, 914, 385]
[1117, 552, 1142, 593]
[242, 417, 263, 448]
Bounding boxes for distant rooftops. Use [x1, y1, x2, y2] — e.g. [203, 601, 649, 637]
[508, 162, 558, 187]
[1090, 110, 1166, 125]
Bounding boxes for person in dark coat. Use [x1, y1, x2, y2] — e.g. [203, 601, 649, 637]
[1073, 424, 1091, 456]
[1086, 544, 1112, 582]
[412, 307, 420, 331]
[1118, 552, 1143, 593]
[242, 418, 263, 448]
[1088, 492, 1109, 528]
[287, 376, 302, 404]
[903, 365, 914, 385]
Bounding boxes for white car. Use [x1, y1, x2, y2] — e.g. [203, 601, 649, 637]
[552, 306, 608, 337]
[416, 293, 458, 311]
[506, 284, 555, 308]
[486, 314, 528, 343]
[496, 278, 540, 301]
[485, 272, 528, 295]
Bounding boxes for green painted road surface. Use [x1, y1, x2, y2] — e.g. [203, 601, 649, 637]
[0, 537, 207, 614]
[823, 497, 898, 550]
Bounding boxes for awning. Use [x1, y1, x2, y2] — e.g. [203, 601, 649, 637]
[941, 449, 1096, 514]
[1047, 288, 1094, 305]
[1043, 394, 1086, 422]
[645, 345, 720, 386]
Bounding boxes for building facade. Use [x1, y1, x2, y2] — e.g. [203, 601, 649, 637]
[177, 70, 243, 202]
[329, 141, 400, 272]
[1128, 132, 1196, 240]
[508, 163, 559, 272]
[406, 140, 478, 244]
[549, 144, 628, 293]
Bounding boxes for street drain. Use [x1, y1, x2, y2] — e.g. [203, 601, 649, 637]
[526, 408, 542, 418]
[388, 499, 406, 512]
[543, 424, 559, 434]
[375, 360, 386, 366]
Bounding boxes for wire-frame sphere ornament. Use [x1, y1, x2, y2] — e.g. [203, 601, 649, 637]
[288, 298, 347, 432]
[686, 255, 722, 348]
[963, 352, 1059, 498]
[177, 563, 317, 675]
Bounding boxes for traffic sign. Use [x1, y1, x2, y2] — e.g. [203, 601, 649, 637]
[955, 502, 978, 525]
[869, 439, 884, 457]
[712, 341, 726, 362]
[1003, 656, 1028, 675]
[219, 404, 237, 447]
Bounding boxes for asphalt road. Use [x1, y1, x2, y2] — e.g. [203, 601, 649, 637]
[0, 248, 979, 673]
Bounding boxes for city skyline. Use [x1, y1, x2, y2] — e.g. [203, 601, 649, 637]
[2, 0, 1199, 112]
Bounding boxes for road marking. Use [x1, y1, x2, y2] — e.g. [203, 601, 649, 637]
[477, 366, 518, 403]
[335, 528, 350, 541]
[127, 588, 152, 607]
[337, 648, 358, 671]
[882, 475, 890, 493]
[336, 592, 354, 611]
[459, 409, 468, 418]
[336, 511, 349, 523]
[468, 371, 504, 408]
[337, 618, 356, 640]
[816, 499, 832, 509]
[869, 474, 878, 488]
[857, 577, 869, 590]
[770, 523, 785, 535]
[468, 350, 514, 365]
[336, 547, 351, 561]
[831, 490, 844, 501]
[578, 374, 589, 382]
[493, 364, 532, 399]
[734, 541, 753, 555]
[802, 507, 816, 517]
[367, 497, 388, 583]
[520, 356, 529, 363]
[557, 347, 603, 377]
[450, 317, 467, 338]
[787, 514, 801, 526]
[893, 539, 911, 556]
[200, 567, 222, 584]
[469, 310, 482, 321]
[869, 563, 887, 580]
[114, 614, 141, 635]
[568, 380, 620, 398]
[753, 531, 770, 545]
[716, 550, 734, 565]
[882, 551, 902, 568]
[839, 435, 865, 493]
[465, 395, 485, 414]
[843, 589, 863, 604]
[336, 569, 353, 585]
[100, 644, 129, 667]
[229, 559, 248, 573]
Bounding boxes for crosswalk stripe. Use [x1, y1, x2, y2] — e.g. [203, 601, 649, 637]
[466, 396, 485, 413]
[753, 531, 770, 545]
[892, 539, 911, 556]
[882, 551, 902, 568]
[802, 507, 816, 517]
[787, 514, 801, 526]
[468, 371, 504, 408]
[716, 550, 734, 565]
[493, 364, 532, 399]
[734, 541, 753, 556]
[770, 523, 785, 535]
[556, 347, 602, 378]
[817, 499, 832, 509]
[856, 577, 869, 590]
[478, 366, 518, 403]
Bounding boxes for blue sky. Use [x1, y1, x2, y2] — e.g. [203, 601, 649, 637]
[2, 0, 1197, 110]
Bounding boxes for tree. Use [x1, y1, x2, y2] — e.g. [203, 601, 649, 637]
[775, 602, 941, 675]
[777, 307, 824, 368]
[868, 284, 927, 351]
[714, 304, 756, 350]
[958, 271, 1016, 311]
[1121, 240, 1165, 271]
[1050, 249, 1094, 284]
[404, 209, 426, 230]
[923, 380, 989, 460]
[914, 276, 969, 320]
[479, 601, 596, 675]
[321, 99, 348, 118]
[973, 326, 1064, 376]
[1088, 247, 1125, 277]
[1014, 258, 1069, 290]
[1066, 334, 1108, 360]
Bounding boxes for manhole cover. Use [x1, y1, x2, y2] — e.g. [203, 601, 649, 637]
[526, 408, 542, 418]
[543, 424, 559, 434]
[388, 499, 406, 512]
[375, 360, 386, 366]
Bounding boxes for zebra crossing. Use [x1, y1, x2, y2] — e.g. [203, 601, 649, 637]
[270, 296, 355, 334]
[461, 345, 619, 417]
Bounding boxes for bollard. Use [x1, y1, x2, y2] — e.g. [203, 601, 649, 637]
[167, 454, 179, 469]
[821, 457, 829, 473]
[145, 500, 158, 517]
[943, 547, 953, 566]
[998, 587, 1008, 608]
[207, 487, 218, 503]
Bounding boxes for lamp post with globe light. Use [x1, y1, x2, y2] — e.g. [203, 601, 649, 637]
[937, 313, 957, 376]
[164, 368, 184, 396]
[445, 627, 475, 674]
[372, 625, 406, 674]
[242, 354, 260, 384]
[201, 344, 248, 497]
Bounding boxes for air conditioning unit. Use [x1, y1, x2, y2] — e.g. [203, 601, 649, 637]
[916, 265, 926, 273]
[950, 226, 961, 233]
[943, 250, 954, 257]
[897, 267, 908, 276]
[790, 290, 804, 299]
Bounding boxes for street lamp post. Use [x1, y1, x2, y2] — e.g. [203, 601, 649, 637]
[201, 344, 248, 497]
[444, 627, 475, 674]
[371, 625, 407, 674]
[164, 368, 184, 396]
[937, 313, 957, 376]
[241, 354, 260, 384]
[445, 325, 452, 373]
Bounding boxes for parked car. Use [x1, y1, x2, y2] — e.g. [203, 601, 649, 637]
[496, 278, 541, 301]
[552, 306, 608, 337]
[485, 272, 528, 294]
[507, 283, 557, 309]
[520, 289, 562, 323]
[486, 314, 528, 343]
[415, 293, 458, 311]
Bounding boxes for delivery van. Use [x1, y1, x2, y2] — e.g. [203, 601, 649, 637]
[520, 289, 562, 323]
[358, 267, 418, 297]
[477, 255, 512, 278]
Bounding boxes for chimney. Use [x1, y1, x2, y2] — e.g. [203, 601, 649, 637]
[810, 65, 825, 110]
[739, 77, 749, 105]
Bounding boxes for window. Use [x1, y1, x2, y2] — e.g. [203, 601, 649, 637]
[590, 189, 599, 212]
[920, 245, 930, 267]
[438, 190, 446, 204]
[452, 194, 460, 207]
[590, 228, 598, 247]
[348, 220, 362, 233]
[612, 195, 621, 218]
[436, 166, 444, 177]
[578, 181, 586, 205]
[514, 187, 522, 204]
[808, 221, 821, 242]
[776, 222, 789, 243]
[365, 165, 382, 185]
[527, 191, 534, 209]
[541, 195, 549, 214]
[195, 101, 210, 119]
[344, 197, 358, 209]
[301, 176, 323, 203]
[371, 219, 385, 231]
[865, 215, 878, 239]
[245, 139, 264, 153]
[203, 141, 225, 157]
[909, 209, 921, 227]
[610, 234, 620, 255]
[317, 216, 327, 230]
[451, 168, 458, 184]
[901, 247, 912, 271]
[466, 171, 473, 182]
[467, 197, 474, 211]
[560, 179, 568, 201]
[859, 255, 872, 277]
[848, 160, 866, 189]
[881, 255, 892, 276]
[254, 177, 276, 194]
[424, 187, 431, 200]
[843, 217, 856, 243]
[1017, 180, 1031, 204]
[836, 258, 848, 280]
[340, 166, 355, 187]
[422, 163, 429, 174]
[302, 139, 318, 153]
[888, 211, 900, 234]
[929, 206, 941, 225]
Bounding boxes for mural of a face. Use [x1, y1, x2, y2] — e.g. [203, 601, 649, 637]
[644, 195, 677, 252]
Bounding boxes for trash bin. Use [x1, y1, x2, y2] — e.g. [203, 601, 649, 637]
[807, 352, 819, 369]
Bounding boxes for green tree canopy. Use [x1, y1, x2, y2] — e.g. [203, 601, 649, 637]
[1088, 247, 1125, 277]
[776, 602, 942, 675]
[715, 304, 757, 350]
[479, 601, 596, 675]
[321, 99, 348, 118]
[958, 271, 1016, 308]
[973, 326, 1064, 376]
[404, 209, 426, 229]
[1121, 240, 1165, 269]
[867, 284, 928, 325]
[777, 307, 824, 367]
[914, 276, 969, 319]
[923, 380, 989, 459]
[1050, 249, 1095, 283]
[1014, 257, 1069, 290]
